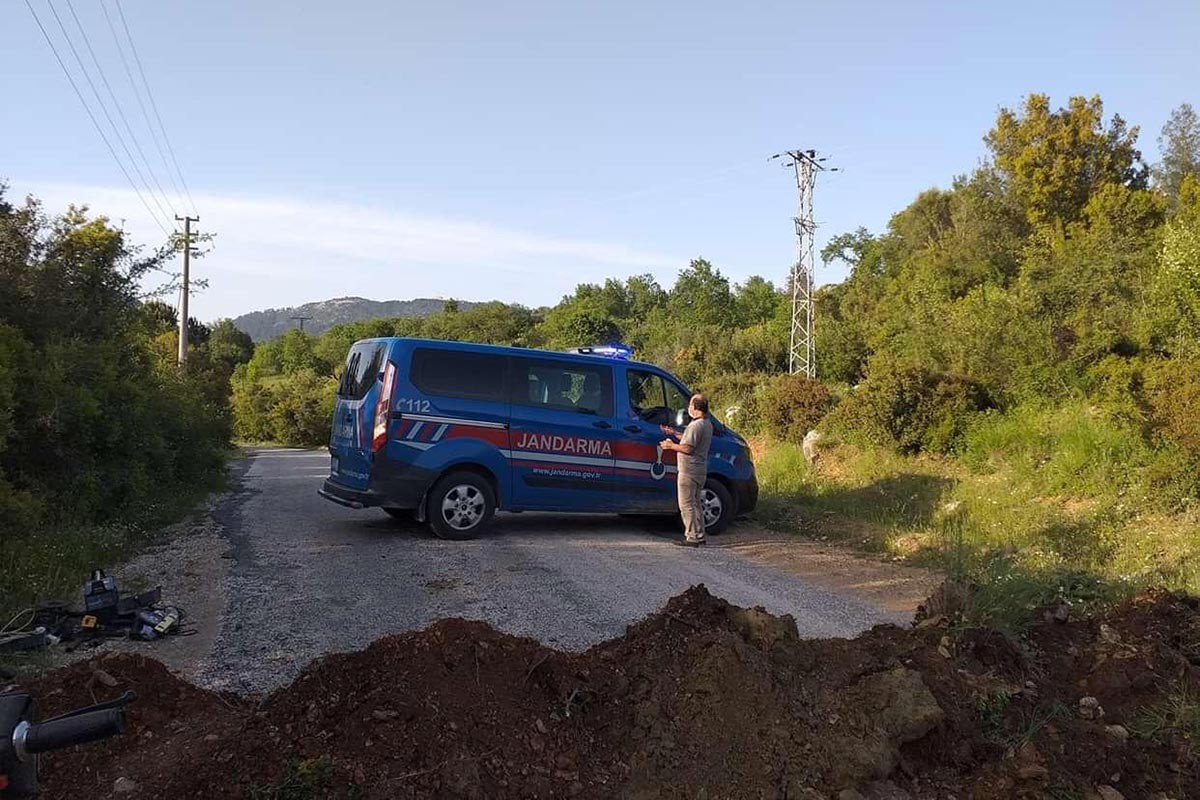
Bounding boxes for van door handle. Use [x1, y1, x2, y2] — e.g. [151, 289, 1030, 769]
[623, 425, 641, 433]
[592, 421, 611, 429]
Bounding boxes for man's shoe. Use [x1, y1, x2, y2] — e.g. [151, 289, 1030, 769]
[675, 538, 706, 548]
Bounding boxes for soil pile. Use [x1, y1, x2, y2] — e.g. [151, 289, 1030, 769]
[22, 586, 1200, 799]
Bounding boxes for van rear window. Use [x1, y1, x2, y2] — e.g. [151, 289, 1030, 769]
[410, 348, 506, 401]
[337, 342, 386, 400]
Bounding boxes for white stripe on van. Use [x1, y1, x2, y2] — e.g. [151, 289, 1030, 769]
[407, 421, 425, 440]
[401, 413, 507, 430]
[432, 424, 449, 441]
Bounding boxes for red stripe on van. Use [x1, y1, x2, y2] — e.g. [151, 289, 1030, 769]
[444, 426, 509, 446]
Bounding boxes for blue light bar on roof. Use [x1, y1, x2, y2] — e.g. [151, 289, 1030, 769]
[570, 343, 633, 359]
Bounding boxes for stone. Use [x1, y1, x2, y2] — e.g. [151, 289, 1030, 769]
[861, 781, 912, 799]
[1096, 786, 1125, 800]
[92, 668, 119, 688]
[1105, 724, 1129, 741]
[371, 709, 399, 721]
[802, 429, 824, 463]
[535, 717, 549, 734]
[113, 777, 137, 794]
[1079, 696, 1105, 720]
[837, 791, 867, 800]
[1017, 764, 1050, 781]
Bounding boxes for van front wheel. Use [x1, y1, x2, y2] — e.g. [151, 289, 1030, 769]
[702, 479, 736, 535]
[428, 472, 496, 540]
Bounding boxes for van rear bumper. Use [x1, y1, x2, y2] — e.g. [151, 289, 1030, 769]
[319, 464, 435, 511]
[318, 479, 375, 509]
[732, 476, 758, 515]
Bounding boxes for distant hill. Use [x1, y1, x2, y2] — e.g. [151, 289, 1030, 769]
[232, 296, 477, 341]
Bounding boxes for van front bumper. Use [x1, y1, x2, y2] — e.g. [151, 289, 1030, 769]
[732, 476, 758, 515]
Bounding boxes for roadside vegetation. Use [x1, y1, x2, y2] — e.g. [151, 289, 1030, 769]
[5, 93, 1200, 629]
[0, 186, 252, 617]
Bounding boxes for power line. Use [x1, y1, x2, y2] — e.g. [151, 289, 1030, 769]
[115, 0, 197, 216]
[62, 0, 179, 220]
[99, 0, 188, 215]
[23, 0, 170, 236]
[42, 0, 174, 230]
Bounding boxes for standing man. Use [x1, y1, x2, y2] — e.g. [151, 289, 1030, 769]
[660, 393, 714, 547]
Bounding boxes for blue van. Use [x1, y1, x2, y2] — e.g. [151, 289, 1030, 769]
[318, 338, 757, 539]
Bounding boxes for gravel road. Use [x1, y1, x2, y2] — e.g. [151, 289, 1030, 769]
[187, 448, 915, 693]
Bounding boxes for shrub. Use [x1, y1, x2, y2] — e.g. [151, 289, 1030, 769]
[232, 367, 336, 447]
[267, 370, 337, 447]
[1144, 358, 1200, 458]
[703, 372, 768, 431]
[828, 362, 991, 454]
[962, 401, 1152, 497]
[756, 374, 836, 445]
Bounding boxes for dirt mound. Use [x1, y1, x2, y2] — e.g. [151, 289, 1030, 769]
[22, 587, 1200, 799]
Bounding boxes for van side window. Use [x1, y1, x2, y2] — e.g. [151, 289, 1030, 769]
[337, 343, 386, 400]
[512, 359, 612, 416]
[664, 380, 690, 420]
[626, 369, 668, 421]
[411, 348, 506, 401]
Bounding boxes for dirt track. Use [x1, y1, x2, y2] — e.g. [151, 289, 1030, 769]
[106, 447, 938, 693]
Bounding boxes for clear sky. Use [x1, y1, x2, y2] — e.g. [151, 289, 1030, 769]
[3, 0, 1198, 321]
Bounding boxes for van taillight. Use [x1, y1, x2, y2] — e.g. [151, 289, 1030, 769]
[373, 361, 397, 452]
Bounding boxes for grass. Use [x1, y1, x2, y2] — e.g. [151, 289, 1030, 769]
[247, 756, 342, 800]
[751, 402, 1200, 631]
[1129, 690, 1200, 758]
[0, 474, 226, 623]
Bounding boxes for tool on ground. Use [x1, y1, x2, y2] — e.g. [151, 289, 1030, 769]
[1, 571, 187, 654]
[82, 570, 119, 623]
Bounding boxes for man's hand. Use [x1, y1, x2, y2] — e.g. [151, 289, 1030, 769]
[659, 424, 677, 436]
[659, 438, 676, 451]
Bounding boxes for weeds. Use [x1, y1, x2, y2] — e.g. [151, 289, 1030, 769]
[1129, 690, 1200, 758]
[752, 421, 1200, 618]
[0, 478, 223, 620]
[247, 756, 336, 800]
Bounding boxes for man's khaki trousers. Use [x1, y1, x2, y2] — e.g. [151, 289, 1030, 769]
[678, 475, 706, 541]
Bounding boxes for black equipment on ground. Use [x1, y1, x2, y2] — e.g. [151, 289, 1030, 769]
[0, 690, 134, 798]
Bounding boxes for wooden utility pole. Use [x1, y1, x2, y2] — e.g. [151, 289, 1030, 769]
[176, 215, 199, 365]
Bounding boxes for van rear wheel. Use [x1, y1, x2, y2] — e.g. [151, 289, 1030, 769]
[428, 472, 495, 540]
[702, 479, 736, 535]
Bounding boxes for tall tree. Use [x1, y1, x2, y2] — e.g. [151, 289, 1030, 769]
[985, 94, 1147, 227]
[667, 259, 736, 329]
[1155, 103, 1200, 208]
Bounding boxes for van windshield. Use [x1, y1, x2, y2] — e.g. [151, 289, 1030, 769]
[337, 342, 386, 400]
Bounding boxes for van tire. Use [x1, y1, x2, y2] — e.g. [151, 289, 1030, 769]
[702, 479, 736, 535]
[428, 472, 496, 540]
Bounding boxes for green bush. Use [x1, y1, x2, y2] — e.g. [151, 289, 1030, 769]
[756, 374, 836, 445]
[268, 371, 337, 446]
[827, 362, 991, 454]
[1144, 358, 1200, 458]
[231, 367, 336, 447]
[703, 372, 767, 431]
[962, 401, 1152, 497]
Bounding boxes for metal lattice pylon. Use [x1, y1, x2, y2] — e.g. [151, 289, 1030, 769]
[774, 149, 827, 378]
